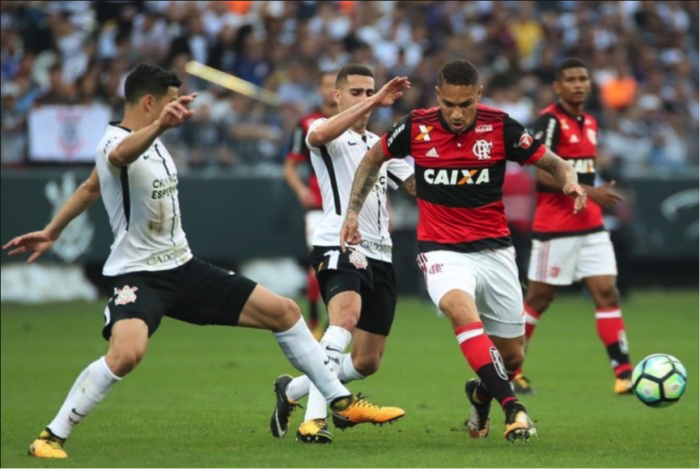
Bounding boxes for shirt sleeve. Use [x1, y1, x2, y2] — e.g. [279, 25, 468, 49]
[385, 158, 414, 190]
[532, 112, 560, 153]
[305, 117, 328, 149]
[98, 131, 130, 174]
[503, 116, 546, 165]
[380, 113, 412, 159]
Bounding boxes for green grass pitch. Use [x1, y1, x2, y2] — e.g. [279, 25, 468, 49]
[1, 291, 698, 467]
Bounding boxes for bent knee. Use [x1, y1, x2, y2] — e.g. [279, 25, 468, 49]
[501, 348, 525, 371]
[108, 347, 146, 376]
[273, 298, 302, 331]
[595, 286, 619, 308]
[353, 355, 381, 377]
[525, 291, 555, 313]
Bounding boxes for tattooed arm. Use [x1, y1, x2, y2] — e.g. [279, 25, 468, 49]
[340, 142, 390, 251]
[533, 149, 587, 213]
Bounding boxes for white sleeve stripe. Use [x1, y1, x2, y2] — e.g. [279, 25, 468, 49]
[544, 117, 557, 148]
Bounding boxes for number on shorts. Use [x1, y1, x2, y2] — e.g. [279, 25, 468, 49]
[324, 250, 341, 270]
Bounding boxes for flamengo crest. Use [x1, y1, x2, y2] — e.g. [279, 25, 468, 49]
[473, 139, 493, 160]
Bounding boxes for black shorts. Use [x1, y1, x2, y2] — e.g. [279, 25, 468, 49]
[102, 257, 257, 340]
[310, 246, 397, 336]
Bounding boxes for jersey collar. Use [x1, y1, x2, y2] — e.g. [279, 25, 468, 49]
[109, 121, 133, 133]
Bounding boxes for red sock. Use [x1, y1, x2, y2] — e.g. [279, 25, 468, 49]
[456, 322, 517, 408]
[595, 306, 632, 378]
[524, 303, 541, 340]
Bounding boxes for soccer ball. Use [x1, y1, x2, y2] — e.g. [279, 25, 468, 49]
[632, 354, 687, 408]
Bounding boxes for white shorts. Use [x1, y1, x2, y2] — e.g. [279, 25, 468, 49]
[304, 210, 324, 249]
[417, 247, 525, 338]
[528, 231, 617, 285]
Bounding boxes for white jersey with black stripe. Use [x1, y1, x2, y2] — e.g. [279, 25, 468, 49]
[95, 123, 192, 276]
[306, 118, 414, 263]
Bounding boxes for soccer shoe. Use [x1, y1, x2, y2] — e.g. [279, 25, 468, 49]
[28, 430, 67, 459]
[270, 375, 300, 438]
[296, 419, 333, 444]
[511, 373, 534, 395]
[614, 377, 633, 395]
[503, 404, 537, 442]
[465, 379, 491, 439]
[331, 394, 405, 430]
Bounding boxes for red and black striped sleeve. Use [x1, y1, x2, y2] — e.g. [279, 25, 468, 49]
[532, 112, 560, 153]
[381, 113, 412, 158]
[503, 116, 546, 165]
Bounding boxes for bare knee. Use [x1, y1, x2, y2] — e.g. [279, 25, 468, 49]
[594, 285, 619, 309]
[106, 345, 146, 377]
[272, 298, 302, 332]
[438, 290, 479, 326]
[525, 287, 555, 314]
[352, 354, 382, 377]
[501, 347, 525, 372]
[328, 293, 360, 331]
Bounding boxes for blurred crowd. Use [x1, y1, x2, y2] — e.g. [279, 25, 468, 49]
[1, 1, 698, 175]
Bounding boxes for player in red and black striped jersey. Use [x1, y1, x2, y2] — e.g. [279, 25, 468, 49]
[284, 70, 338, 340]
[515, 58, 633, 396]
[340, 59, 588, 442]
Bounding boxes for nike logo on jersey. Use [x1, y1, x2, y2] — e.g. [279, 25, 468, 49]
[348, 142, 358, 146]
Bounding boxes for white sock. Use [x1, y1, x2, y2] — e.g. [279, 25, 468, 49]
[273, 318, 350, 403]
[47, 357, 121, 439]
[304, 326, 353, 420]
[339, 353, 365, 382]
[285, 353, 366, 402]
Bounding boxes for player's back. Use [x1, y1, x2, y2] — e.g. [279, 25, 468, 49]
[95, 123, 192, 276]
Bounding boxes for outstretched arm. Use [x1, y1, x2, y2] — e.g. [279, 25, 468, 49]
[533, 149, 587, 213]
[307, 77, 410, 147]
[109, 93, 197, 167]
[339, 142, 390, 251]
[3, 168, 101, 263]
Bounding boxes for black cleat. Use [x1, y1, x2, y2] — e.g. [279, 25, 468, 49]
[270, 375, 300, 438]
[504, 402, 537, 442]
[464, 379, 491, 439]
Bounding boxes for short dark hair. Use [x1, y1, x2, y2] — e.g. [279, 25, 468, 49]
[555, 58, 588, 80]
[124, 63, 182, 105]
[335, 63, 374, 88]
[437, 59, 480, 87]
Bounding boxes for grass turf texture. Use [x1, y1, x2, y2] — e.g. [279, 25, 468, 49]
[2, 291, 698, 467]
